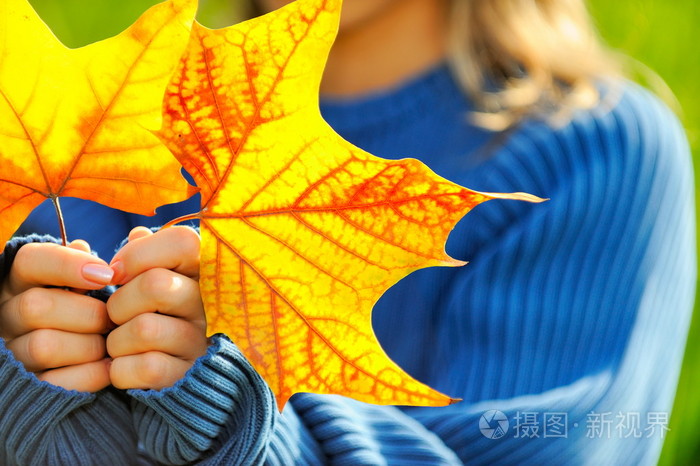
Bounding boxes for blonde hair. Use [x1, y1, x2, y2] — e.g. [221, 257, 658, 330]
[447, 0, 621, 129]
[237, 0, 623, 128]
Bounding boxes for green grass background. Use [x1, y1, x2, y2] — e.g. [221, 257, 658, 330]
[26, 0, 700, 463]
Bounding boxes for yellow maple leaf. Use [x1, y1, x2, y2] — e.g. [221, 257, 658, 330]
[159, 0, 544, 408]
[0, 0, 198, 245]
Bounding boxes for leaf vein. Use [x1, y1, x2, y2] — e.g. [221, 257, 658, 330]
[58, 13, 173, 194]
[206, 221, 430, 398]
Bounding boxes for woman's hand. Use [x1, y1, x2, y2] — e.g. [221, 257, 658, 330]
[106, 226, 207, 390]
[0, 240, 114, 392]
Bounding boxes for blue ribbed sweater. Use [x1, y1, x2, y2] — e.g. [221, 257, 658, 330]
[2, 65, 696, 465]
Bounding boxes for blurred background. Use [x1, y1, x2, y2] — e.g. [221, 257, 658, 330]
[588, 2, 700, 464]
[25, 0, 700, 463]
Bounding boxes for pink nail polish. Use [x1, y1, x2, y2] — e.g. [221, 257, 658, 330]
[82, 263, 114, 285]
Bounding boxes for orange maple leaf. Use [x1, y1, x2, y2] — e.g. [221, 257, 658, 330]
[0, 0, 198, 245]
[159, 0, 544, 408]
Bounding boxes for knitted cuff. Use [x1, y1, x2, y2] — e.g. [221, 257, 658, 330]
[0, 338, 95, 463]
[129, 334, 276, 464]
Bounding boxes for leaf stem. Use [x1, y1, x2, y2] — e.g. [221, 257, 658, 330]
[50, 196, 68, 246]
[162, 212, 201, 229]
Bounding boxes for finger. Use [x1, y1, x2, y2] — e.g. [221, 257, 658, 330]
[38, 359, 112, 393]
[0, 288, 110, 339]
[68, 239, 92, 254]
[106, 313, 207, 361]
[106, 268, 204, 325]
[5, 242, 113, 297]
[67, 240, 93, 294]
[110, 226, 200, 284]
[110, 352, 194, 390]
[7, 329, 106, 372]
[128, 227, 153, 242]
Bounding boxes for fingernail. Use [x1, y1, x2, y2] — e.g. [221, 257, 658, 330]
[110, 260, 125, 284]
[82, 263, 114, 285]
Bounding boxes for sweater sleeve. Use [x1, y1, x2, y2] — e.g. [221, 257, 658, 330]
[126, 84, 695, 465]
[0, 235, 139, 465]
[129, 334, 460, 465]
[404, 84, 696, 464]
[128, 334, 277, 464]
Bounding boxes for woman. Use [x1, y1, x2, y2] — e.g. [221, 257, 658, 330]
[1, 0, 694, 463]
